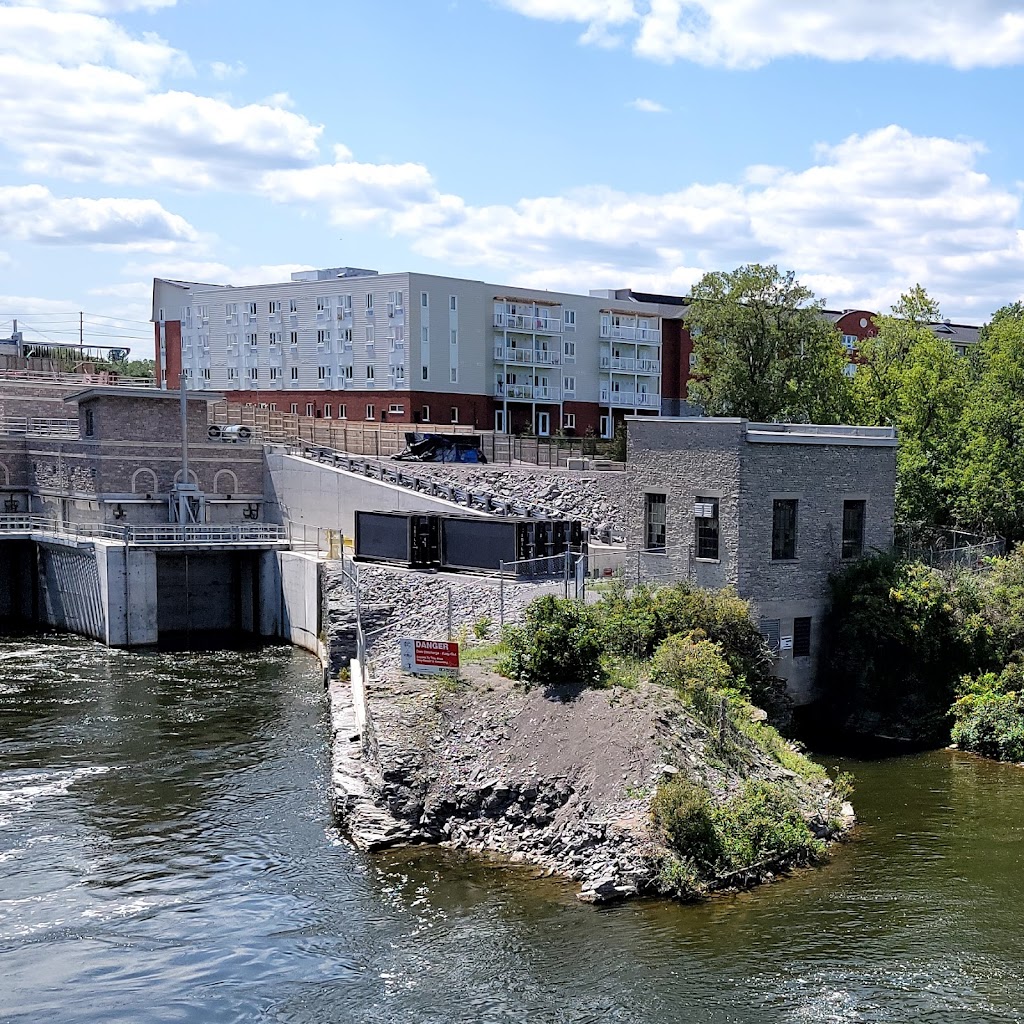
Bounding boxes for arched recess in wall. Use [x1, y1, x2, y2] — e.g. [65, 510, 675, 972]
[131, 467, 158, 495]
[173, 469, 199, 486]
[0, 462, 9, 486]
[213, 469, 239, 495]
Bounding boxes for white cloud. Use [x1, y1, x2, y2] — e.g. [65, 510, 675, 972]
[17, 0, 178, 11]
[0, 184, 198, 250]
[210, 60, 246, 80]
[628, 97, 669, 113]
[504, 0, 1024, 69]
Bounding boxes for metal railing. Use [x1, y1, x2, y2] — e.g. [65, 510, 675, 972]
[0, 515, 289, 547]
[0, 417, 79, 438]
[0, 369, 157, 387]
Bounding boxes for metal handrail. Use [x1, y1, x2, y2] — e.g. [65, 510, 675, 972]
[0, 515, 288, 546]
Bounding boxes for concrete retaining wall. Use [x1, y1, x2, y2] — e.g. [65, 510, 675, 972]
[258, 550, 323, 656]
[263, 450, 484, 539]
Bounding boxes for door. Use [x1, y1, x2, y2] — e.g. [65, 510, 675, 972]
[494, 409, 505, 433]
[536, 411, 550, 437]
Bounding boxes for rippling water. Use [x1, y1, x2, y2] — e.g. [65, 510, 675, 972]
[2, 631, 1024, 1023]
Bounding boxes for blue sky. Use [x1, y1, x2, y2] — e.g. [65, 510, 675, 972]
[3, 0, 1024, 355]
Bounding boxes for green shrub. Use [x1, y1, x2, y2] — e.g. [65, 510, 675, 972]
[473, 616, 492, 640]
[952, 664, 1024, 761]
[594, 581, 662, 659]
[497, 595, 604, 687]
[650, 778, 721, 867]
[650, 630, 734, 692]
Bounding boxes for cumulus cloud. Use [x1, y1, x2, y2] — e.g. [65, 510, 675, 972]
[503, 0, 1024, 69]
[0, 184, 198, 250]
[210, 60, 246, 80]
[628, 97, 669, 113]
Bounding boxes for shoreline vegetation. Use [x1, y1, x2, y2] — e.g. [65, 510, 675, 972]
[412, 581, 854, 904]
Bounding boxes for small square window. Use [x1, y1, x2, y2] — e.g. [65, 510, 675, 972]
[772, 499, 798, 560]
[449, 295, 457, 312]
[563, 413, 575, 429]
[645, 493, 667, 551]
[450, 367, 457, 383]
[422, 405, 430, 421]
[450, 406, 459, 424]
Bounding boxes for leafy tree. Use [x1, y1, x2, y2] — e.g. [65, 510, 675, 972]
[852, 286, 968, 526]
[687, 263, 853, 423]
[953, 307, 1024, 540]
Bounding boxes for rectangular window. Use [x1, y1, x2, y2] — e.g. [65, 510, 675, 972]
[338, 404, 347, 419]
[600, 414, 611, 439]
[269, 367, 279, 380]
[226, 333, 238, 348]
[317, 329, 331, 347]
[450, 406, 459, 423]
[421, 365, 429, 381]
[289, 298, 297, 314]
[317, 296, 328, 312]
[344, 365, 353, 379]
[450, 367, 458, 383]
[422, 405, 430, 421]
[842, 500, 866, 559]
[290, 367, 298, 380]
[323, 404, 332, 418]
[421, 325, 429, 346]
[225, 302, 237, 317]
[269, 332, 280, 346]
[202, 368, 211, 381]
[227, 368, 237, 381]
[449, 295, 457, 312]
[306, 403, 315, 417]
[269, 299, 280, 314]
[450, 328, 458, 345]
[318, 366, 330, 380]
[563, 339, 576, 359]
[246, 301, 257, 316]
[249, 367, 258, 380]
[772, 499, 798, 560]
[288, 331, 298, 346]
[563, 309, 576, 330]
[793, 617, 812, 658]
[366, 404, 376, 420]
[366, 365, 375, 381]
[563, 413, 576, 429]
[247, 333, 257, 346]
[645, 493, 667, 551]
[84, 409, 94, 437]
[366, 293, 374, 311]
[562, 375, 576, 394]
[421, 291, 428, 308]
[694, 497, 720, 560]
[290, 403, 298, 414]
[366, 324, 375, 345]
[760, 618, 781, 653]
[388, 403, 404, 414]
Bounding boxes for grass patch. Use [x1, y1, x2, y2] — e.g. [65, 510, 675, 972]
[461, 641, 506, 665]
[602, 654, 649, 690]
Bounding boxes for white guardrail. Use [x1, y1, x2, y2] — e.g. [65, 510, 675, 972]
[0, 516, 289, 547]
[0, 417, 80, 438]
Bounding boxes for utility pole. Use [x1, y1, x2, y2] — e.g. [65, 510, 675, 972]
[79, 312, 84, 348]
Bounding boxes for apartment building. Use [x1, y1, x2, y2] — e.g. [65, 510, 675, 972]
[151, 269, 982, 436]
[152, 269, 683, 437]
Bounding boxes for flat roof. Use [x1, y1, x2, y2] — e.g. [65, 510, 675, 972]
[626, 416, 897, 447]
[68, 387, 224, 403]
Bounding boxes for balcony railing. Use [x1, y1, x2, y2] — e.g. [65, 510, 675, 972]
[494, 382, 561, 401]
[599, 356, 662, 372]
[599, 390, 661, 408]
[599, 325, 662, 343]
[0, 516, 289, 547]
[0, 416, 79, 438]
[493, 313, 563, 334]
[493, 346, 561, 365]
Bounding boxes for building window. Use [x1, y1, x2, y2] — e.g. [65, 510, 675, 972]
[760, 618, 781, 653]
[338, 405, 347, 419]
[269, 332, 280, 346]
[366, 293, 374, 311]
[450, 328, 458, 345]
[563, 309, 576, 330]
[249, 367, 258, 381]
[793, 617, 812, 658]
[289, 298, 297, 313]
[290, 367, 299, 380]
[318, 366, 330, 380]
[365, 404, 375, 420]
[366, 365, 375, 381]
[694, 498, 719, 560]
[562, 375, 576, 394]
[449, 295, 457, 312]
[645, 493, 667, 551]
[450, 407, 459, 424]
[246, 301, 257, 316]
[269, 367, 279, 381]
[344, 366, 353, 380]
[842, 500, 866, 559]
[288, 331, 298, 346]
[421, 325, 429, 346]
[247, 333, 257, 347]
[772, 499, 798, 560]
[202, 368, 211, 381]
[84, 409, 95, 436]
[600, 414, 611, 439]
[421, 365, 429, 381]
[366, 325, 375, 345]
[227, 368, 237, 381]
[306, 403, 315, 417]
[290, 403, 298, 414]
[422, 405, 430, 421]
[563, 339, 576, 360]
[450, 367, 458, 383]
[388, 403, 404, 415]
[323, 404, 332, 418]
[317, 296, 328, 312]
[563, 412, 575, 429]
[269, 299, 280, 314]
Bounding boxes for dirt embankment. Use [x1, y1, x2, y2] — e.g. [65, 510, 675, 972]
[333, 658, 849, 903]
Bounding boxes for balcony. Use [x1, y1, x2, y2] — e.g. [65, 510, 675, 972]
[600, 354, 662, 373]
[599, 389, 661, 408]
[493, 312, 563, 334]
[599, 324, 662, 343]
[494, 382, 560, 401]
[494, 345, 561, 365]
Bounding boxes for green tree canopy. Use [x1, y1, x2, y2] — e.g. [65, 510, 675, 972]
[686, 263, 853, 423]
[852, 285, 968, 526]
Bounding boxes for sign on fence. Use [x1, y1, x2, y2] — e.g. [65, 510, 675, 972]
[399, 638, 460, 675]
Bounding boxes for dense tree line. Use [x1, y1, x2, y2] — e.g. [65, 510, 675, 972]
[688, 265, 1024, 540]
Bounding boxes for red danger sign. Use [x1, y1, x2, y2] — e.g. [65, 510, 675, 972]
[400, 638, 460, 674]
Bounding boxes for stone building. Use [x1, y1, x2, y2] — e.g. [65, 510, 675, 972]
[626, 417, 897, 703]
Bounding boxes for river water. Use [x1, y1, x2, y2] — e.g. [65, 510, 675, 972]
[2, 633, 1023, 1024]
